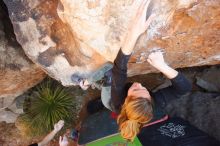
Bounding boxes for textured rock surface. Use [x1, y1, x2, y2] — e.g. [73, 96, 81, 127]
[196, 66, 220, 92]
[0, 110, 18, 123]
[3, 0, 220, 86]
[166, 92, 220, 140]
[0, 1, 46, 110]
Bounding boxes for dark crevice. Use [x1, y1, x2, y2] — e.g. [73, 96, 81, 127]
[0, 0, 20, 48]
[0, 0, 33, 66]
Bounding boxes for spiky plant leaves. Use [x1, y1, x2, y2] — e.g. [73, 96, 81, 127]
[22, 79, 77, 136]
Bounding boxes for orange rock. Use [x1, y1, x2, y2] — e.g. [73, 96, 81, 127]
[0, 2, 46, 108]
[3, 0, 220, 86]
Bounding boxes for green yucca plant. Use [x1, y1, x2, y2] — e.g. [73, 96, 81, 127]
[21, 79, 76, 136]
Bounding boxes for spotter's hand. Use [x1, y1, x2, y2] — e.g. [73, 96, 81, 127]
[59, 135, 69, 146]
[54, 120, 64, 132]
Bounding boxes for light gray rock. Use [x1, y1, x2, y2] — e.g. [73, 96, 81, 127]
[0, 109, 19, 123]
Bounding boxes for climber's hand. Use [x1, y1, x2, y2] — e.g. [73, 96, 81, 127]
[147, 51, 178, 79]
[122, 0, 155, 55]
[147, 51, 166, 70]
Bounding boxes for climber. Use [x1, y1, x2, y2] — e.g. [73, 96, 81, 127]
[29, 120, 69, 146]
[85, 0, 219, 145]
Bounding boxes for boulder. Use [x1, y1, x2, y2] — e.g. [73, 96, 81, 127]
[0, 110, 18, 123]
[196, 66, 220, 92]
[166, 92, 220, 140]
[3, 0, 220, 86]
[0, 1, 46, 109]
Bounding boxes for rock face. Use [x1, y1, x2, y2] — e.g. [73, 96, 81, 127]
[3, 0, 220, 86]
[196, 66, 220, 92]
[166, 92, 220, 140]
[0, 1, 46, 111]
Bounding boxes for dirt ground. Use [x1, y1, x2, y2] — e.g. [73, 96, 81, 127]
[0, 65, 220, 146]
